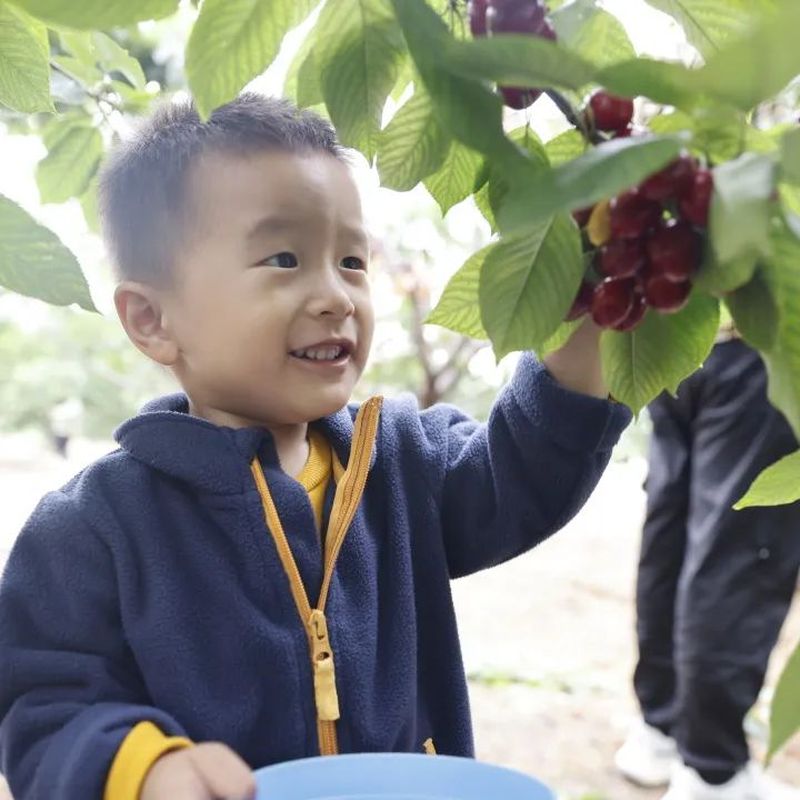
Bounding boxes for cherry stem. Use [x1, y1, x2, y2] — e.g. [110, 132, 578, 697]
[545, 89, 604, 146]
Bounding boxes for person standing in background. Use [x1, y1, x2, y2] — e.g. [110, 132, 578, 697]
[615, 332, 800, 800]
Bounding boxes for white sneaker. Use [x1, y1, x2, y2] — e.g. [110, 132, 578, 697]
[615, 719, 679, 787]
[662, 762, 800, 800]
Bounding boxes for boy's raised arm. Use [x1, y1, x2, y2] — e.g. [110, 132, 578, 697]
[415, 334, 630, 579]
[542, 318, 608, 399]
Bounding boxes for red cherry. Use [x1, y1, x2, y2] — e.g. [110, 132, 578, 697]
[589, 91, 634, 132]
[489, 3, 556, 109]
[487, 0, 548, 35]
[591, 277, 636, 329]
[609, 190, 662, 240]
[643, 275, 691, 313]
[679, 169, 714, 227]
[646, 220, 700, 283]
[613, 293, 647, 332]
[599, 238, 646, 278]
[500, 86, 542, 109]
[572, 206, 593, 227]
[639, 155, 697, 202]
[468, 0, 489, 36]
[565, 279, 595, 321]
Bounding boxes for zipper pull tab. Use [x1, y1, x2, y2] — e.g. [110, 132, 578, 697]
[308, 609, 340, 721]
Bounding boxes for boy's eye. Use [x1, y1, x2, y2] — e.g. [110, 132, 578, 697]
[341, 256, 366, 271]
[259, 252, 298, 268]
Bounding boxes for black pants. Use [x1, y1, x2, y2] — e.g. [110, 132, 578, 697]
[634, 340, 800, 781]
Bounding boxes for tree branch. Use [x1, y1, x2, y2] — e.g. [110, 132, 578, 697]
[545, 88, 604, 145]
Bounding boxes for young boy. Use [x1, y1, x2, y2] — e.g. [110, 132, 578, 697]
[0, 94, 631, 800]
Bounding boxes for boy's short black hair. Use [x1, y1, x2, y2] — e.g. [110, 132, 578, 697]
[98, 93, 343, 286]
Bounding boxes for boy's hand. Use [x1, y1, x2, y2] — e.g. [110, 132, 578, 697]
[542, 317, 608, 399]
[141, 742, 256, 800]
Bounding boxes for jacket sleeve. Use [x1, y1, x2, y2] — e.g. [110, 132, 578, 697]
[0, 490, 188, 800]
[420, 353, 632, 578]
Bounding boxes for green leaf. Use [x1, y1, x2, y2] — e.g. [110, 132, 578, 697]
[283, 17, 323, 108]
[709, 153, 776, 264]
[497, 134, 684, 236]
[51, 54, 104, 89]
[537, 319, 582, 358]
[316, 0, 405, 160]
[767, 639, 800, 762]
[109, 80, 155, 113]
[551, 0, 636, 68]
[390, 0, 525, 172]
[427, 245, 492, 339]
[480, 214, 584, 359]
[57, 31, 146, 89]
[780, 127, 800, 185]
[648, 110, 694, 136]
[650, 107, 756, 164]
[10, 0, 178, 28]
[544, 129, 587, 167]
[377, 85, 450, 192]
[746, 124, 784, 156]
[474, 125, 549, 230]
[427, 0, 471, 39]
[601, 291, 720, 415]
[91, 33, 146, 89]
[441, 33, 596, 92]
[598, 58, 695, 109]
[600, 4, 797, 112]
[0, 194, 95, 310]
[485, 125, 548, 214]
[694, 250, 757, 295]
[780, 184, 800, 217]
[473, 181, 495, 230]
[724, 270, 778, 351]
[390, 53, 414, 101]
[58, 30, 95, 63]
[186, 0, 315, 119]
[0, 3, 53, 113]
[36, 120, 103, 205]
[692, 1, 800, 110]
[735, 449, 800, 510]
[640, 0, 775, 57]
[761, 219, 800, 438]
[423, 139, 484, 216]
[80, 175, 100, 233]
[647, 105, 754, 164]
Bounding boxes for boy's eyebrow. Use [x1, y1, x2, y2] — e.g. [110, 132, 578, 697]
[246, 216, 300, 240]
[246, 216, 369, 247]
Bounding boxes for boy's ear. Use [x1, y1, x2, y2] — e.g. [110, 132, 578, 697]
[114, 282, 179, 367]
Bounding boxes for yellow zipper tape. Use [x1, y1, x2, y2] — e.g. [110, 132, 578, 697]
[250, 397, 383, 756]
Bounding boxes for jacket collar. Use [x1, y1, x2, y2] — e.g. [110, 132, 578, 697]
[114, 393, 365, 495]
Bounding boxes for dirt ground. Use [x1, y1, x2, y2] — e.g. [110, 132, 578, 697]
[0, 433, 798, 799]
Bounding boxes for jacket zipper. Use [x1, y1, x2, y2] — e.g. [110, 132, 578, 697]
[251, 396, 383, 756]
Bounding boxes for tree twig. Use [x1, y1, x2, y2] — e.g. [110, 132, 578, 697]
[545, 88, 604, 145]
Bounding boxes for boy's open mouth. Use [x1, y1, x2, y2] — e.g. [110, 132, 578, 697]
[289, 340, 353, 363]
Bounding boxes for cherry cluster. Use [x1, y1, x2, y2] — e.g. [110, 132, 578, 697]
[567, 91, 714, 332]
[462, 1, 715, 334]
[468, 0, 556, 109]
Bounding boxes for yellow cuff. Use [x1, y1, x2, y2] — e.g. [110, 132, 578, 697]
[104, 720, 192, 800]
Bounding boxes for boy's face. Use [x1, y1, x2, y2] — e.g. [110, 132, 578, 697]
[160, 149, 374, 428]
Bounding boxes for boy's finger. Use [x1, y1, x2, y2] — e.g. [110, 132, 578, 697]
[189, 742, 257, 800]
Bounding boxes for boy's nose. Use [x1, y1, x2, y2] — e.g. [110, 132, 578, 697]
[308, 272, 356, 319]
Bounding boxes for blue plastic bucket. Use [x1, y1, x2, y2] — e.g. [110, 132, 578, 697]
[253, 753, 555, 799]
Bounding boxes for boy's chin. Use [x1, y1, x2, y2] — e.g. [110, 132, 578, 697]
[304, 387, 355, 420]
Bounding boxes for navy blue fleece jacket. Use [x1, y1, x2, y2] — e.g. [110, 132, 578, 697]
[0, 354, 630, 799]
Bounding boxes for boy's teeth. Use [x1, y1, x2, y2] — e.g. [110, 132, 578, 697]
[294, 345, 344, 360]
